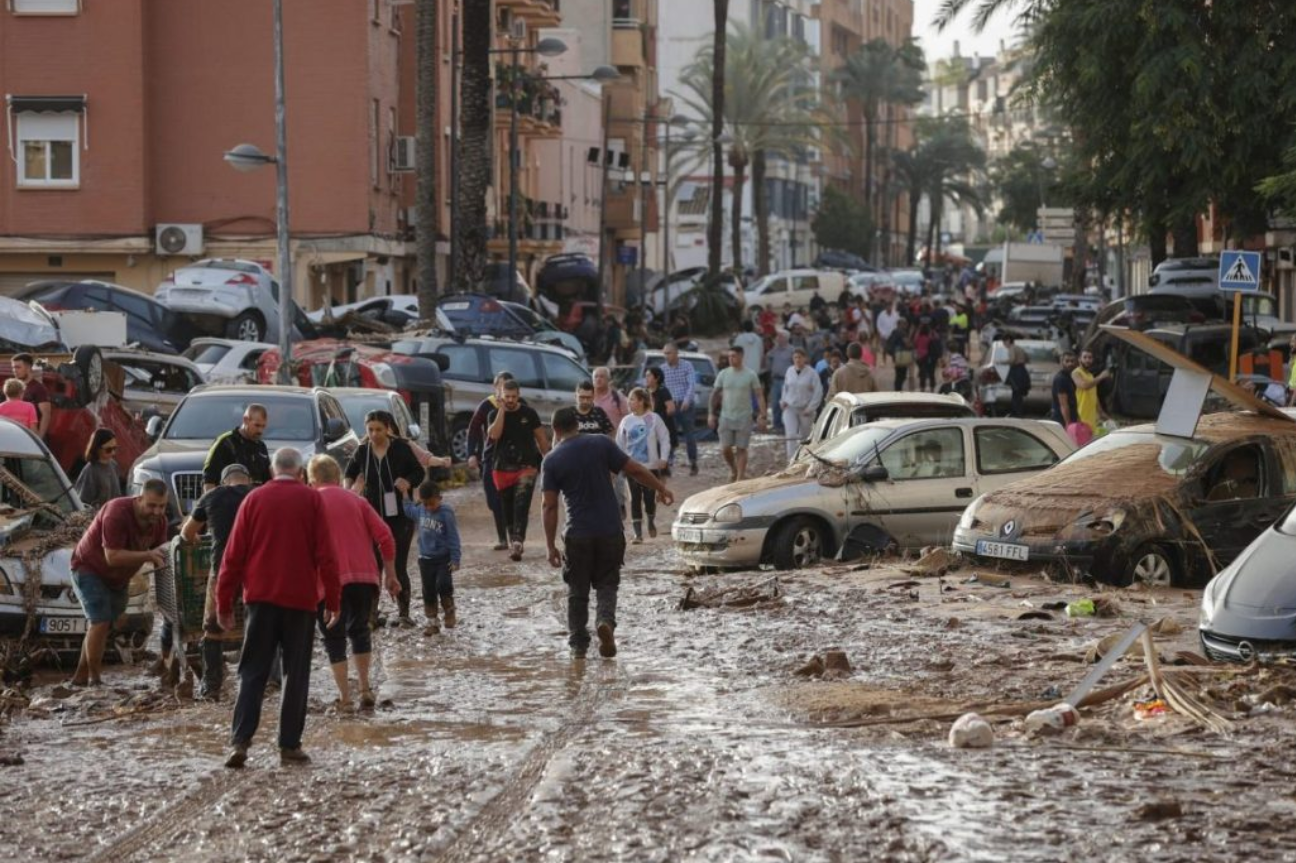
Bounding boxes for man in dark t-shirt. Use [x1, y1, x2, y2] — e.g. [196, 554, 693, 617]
[1051, 351, 1080, 429]
[203, 404, 271, 491]
[570, 380, 614, 436]
[542, 407, 672, 659]
[181, 463, 254, 699]
[12, 353, 51, 439]
[487, 380, 550, 560]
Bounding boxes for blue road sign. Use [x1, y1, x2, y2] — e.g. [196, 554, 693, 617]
[1219, 250, 1261, 291]
[616, 245, 638, 265]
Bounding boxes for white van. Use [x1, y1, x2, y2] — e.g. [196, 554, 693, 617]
[741, 269, 846, 313]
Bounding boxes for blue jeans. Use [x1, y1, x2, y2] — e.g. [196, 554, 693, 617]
[770, 378, 785, 429]
[675, 405, 698, 466]
[71, 571, 127, 625]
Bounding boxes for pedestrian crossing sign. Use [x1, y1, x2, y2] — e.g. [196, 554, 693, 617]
[1218, 250, 1261, 291]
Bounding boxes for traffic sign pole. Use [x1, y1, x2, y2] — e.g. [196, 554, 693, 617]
[1229, 291, 1242, 382]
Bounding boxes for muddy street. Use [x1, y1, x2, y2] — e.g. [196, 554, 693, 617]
[3, 436, 1296, 862]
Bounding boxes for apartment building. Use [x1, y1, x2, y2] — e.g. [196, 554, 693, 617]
[0, 0, 423, 308]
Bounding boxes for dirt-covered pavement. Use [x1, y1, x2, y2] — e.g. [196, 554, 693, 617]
[4, 435, 1296, 862]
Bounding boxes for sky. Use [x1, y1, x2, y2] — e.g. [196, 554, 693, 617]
[910, 0, 1020, 61]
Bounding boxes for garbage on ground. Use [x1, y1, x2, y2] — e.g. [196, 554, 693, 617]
[1024, 702, 1080, 733]
[1134, 801, 1184, 821]
[1066, 599, 1096, 618]
[795, 650, 853, 680]
[678, 578, 782, 611]
[963, 573, 1011, 588]
[948, 712, 995, 749]
[903, 547, 952, 577]
[1133, 698, 1170, 720]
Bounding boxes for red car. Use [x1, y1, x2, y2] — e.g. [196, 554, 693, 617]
[257, 339, 450, 455]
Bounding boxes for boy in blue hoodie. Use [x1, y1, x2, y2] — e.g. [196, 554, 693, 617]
[404, 480, 461, 635]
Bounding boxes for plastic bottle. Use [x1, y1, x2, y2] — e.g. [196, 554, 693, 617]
[1024, 702, 1080, 732]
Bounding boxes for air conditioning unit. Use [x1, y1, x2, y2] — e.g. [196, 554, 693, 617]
[155, 223, 204, 256]
[391, 135, 416, 172]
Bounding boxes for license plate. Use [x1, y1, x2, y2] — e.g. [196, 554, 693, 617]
[676, 527, 704, 544]
[976, 540, 1029, 562]
[39, 616, 88, 635]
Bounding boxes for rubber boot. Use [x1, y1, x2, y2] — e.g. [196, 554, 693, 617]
[199, 638, 224, 700]
[492, 509, 508, 551]
[422, 603, 440, 637]
[441, 596, 457, 629]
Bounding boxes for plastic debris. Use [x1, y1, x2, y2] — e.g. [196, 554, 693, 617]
[948, 712, 995, 748]
[1134, 698, 1170, 720]
[1066, 599, 1096, 618]
[1024, 702, 1080, 733]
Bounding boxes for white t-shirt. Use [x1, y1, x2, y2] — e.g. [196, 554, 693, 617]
[876, 309, 900, 339]
[733, 331, 765, 377]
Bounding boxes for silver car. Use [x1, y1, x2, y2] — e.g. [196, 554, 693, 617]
[182, 337, 276, 385]
[673, 417, 1074, 571]
[155, 258, 307, 343]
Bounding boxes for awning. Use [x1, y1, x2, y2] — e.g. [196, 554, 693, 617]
[6, 95, 85, 113]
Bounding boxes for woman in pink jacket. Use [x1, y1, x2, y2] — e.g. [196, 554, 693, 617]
[308, 454, 400, 710]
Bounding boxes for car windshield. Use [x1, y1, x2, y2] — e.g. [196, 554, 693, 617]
[809, 425, 894, 466]
[0, 452, 77, 535]
[183, 343, 231, 365]
[1057, 431, 1209, 476]
[336, 394, 394, 435]
[993, 344, 1058, 364]
[165, 394, 317, 441]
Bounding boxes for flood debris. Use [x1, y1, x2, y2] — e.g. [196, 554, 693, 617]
[902, 547, 953, 577]
[963, 573, 1011, 588]
[794, 649, 853, 680]
[1133, 800, 1184, 821]
[948, 712, 995, 749]
[678, 577, 782, 611]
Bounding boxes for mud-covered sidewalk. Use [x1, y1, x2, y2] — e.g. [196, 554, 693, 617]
[3, 436, 1296, 862]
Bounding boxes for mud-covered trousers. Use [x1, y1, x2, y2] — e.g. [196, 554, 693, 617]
[563, 534, 626, 650]
[495, 470, 538, 543]
[230, 602, 315, 750]
[482, 454, 507, 544]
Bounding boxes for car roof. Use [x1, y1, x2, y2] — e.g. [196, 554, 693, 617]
[827, 391, 970, 409]
[188, 383, 322, 397]
[411, 334, 578, 356]
[102, 348, 202, 369]
[1099, 411, 1296, 443]
[854, 416, 1062, 434]
[0, 417, 53, 457]
[328, 387, 399, 398]
[190, 337, 275, 349]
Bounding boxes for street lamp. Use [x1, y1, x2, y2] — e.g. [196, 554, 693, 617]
[222, 0, 292, 384]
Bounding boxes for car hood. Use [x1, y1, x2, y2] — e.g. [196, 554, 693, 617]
[1210, 529, 1296, 614]
[1, 542, 74, 586]
[680, 463, 814, 514]
[0, 298, 63, 351]
[135, 437, 318, 473]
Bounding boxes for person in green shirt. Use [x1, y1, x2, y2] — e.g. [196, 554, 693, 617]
[708, 346, 766, 482]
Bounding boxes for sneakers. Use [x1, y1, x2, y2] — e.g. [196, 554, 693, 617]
[689, 464, 699, 476]
[279, 747, 311, 766]
[441, 597, 457, 629]
[224, 744, 248, 769]
[596, 622, 617, 658]
[509, 541, 524, 561]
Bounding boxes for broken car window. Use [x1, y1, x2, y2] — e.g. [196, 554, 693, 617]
[1060, 432, 1208, 477]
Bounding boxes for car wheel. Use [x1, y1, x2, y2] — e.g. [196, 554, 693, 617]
[73, 345, 105, 405]
[1127, 543, 1174, 588]
[228, 312, 265, 342]
[450, 414, 472, 463]
[770, 516, 829, 571]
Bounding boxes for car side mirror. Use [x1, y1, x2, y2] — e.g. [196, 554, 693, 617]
[859, 464, 889, 483]
[429, 352, 451, 372]
[407, 422, 422, 442]
[324, 417, 346, 443]
[145, 415, 165, 441]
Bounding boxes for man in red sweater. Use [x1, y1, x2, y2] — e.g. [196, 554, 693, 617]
[217, 447, 341, 768]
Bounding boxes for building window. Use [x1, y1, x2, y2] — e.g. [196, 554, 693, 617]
[15, 112, 79, 187]
[11, 0, 80, 14]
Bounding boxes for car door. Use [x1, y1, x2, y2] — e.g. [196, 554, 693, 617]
[808, 403, 844, 448]
[972, 425, 1064, 496]
[1186, 443, 1291, 568]
[789, 274, 821, 308]
[540, 350, 589, 406]
[868, 426, 974, 548]
[435, 342, 491, 415]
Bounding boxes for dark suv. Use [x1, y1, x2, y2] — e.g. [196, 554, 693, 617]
[128, 385, 360, 525]
[16, 279, 200, 355]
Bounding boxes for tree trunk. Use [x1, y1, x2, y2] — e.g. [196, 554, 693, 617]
[1071, 209, 1089, 292]
[415, 0, 439, 317]
[454, 2, 492, 291]
[877, 105, 893, 267]
[752, 149, 770, 276]
[926, 189, 939, 266]
[730, 156, 746, 275]
[1171, 215, 1198, 258]
[707, 0, 730, 280]
[906, 189, 920, 266]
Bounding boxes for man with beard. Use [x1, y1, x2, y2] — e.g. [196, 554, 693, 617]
[69, 480, 171, 686]
[203, 404, 271, 492]
[1072, 349, 1112, 434]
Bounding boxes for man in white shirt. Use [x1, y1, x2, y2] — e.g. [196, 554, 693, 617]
[780, 348, 823, 460]
[875, 302, 900, 364]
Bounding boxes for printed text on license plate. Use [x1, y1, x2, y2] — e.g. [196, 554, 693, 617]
[976, 540, 1029, 562]
[676, 527, 704, 544]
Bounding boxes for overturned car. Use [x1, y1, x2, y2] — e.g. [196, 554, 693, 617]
[0, 419, 152, 654]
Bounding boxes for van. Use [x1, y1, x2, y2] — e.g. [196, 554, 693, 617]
[741, 269, 846, 313]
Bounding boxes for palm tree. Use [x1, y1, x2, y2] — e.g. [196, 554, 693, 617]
[894, 117, 986, 265]
[707, 0, 730, 281]
[833, 37, 925, 250]
[415, 0, 439, 317]
[454, 1, 492, 291]
[675, 24, 822, 274]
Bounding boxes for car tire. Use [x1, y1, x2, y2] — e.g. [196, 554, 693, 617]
[449, 414, 472, 463]
[769, 515, 830, 571]
[228, 312, 266, 342]
[1125, 543, 1175, 588]
[73, 345, 105, 405]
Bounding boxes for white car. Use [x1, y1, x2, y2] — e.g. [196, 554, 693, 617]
[308, 294, 418, 323]
[742, 269, 847, 313]
[182, 338, 275, 385]
[155, 258, 305, 343]
[103, 349, 207, 418]
[795, 392, 975, 459]
[673, 417, 1074, 571]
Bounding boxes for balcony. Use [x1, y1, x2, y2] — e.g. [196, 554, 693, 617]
[612, 25, 645, 69]
[491, 199, 568, 244]
[494, 64, 563, 134]
[498, 0, 562, 27]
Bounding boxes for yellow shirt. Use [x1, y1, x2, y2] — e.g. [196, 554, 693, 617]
[1074, 367, 1099, 429]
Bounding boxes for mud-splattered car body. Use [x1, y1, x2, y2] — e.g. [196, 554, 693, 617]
[953, 413, 1296, 587]
[673, 417, 1073, 571]
[0, 420, 152, 652]
[1199, 514, 1296, 662]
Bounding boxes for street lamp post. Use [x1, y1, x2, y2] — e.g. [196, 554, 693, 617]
[223, 0, 292, 384]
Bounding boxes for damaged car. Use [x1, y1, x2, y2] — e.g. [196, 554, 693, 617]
[1198, 508, 1296, 662]
[953, 412, 1296, 587]
[673, 417, 1073, 571]
[0, 419, 152, 652]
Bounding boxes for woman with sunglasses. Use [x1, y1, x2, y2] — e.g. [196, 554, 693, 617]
[74, 429, 123, 509]
[344, 410, 427, 627]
